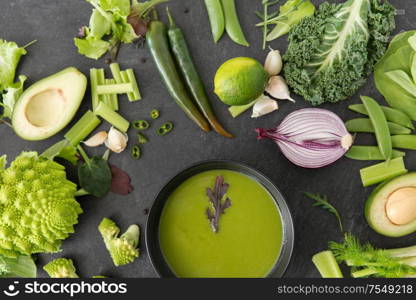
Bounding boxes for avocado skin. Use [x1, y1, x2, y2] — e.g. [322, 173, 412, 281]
[365, 172, 416, 237]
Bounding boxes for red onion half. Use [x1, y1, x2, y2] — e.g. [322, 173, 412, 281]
[256, 108, 353, 168]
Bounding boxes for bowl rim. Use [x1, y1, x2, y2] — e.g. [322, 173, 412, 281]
[145, 159, 294, 278]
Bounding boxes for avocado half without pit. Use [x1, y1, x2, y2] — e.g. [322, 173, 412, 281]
[12, 67, 87, 141]
[365, 173, 416, 237]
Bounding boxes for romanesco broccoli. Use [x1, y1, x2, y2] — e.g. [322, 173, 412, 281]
[98, 218, 140, 267]
[0, 152, 82, 258]
[43, 258, 78, 278]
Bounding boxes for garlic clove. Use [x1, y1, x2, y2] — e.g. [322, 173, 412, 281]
[83, 131, 108, 147]
[105, 127, 128, 153]
[266, 76, 296, 103]
[264, 48, 283, 76]
[251, 96, 279, 118]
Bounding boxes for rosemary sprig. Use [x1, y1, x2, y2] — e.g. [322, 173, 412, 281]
[304, 192, 344, 233]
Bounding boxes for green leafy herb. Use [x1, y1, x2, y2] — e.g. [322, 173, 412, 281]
[329, 234, 416, 278]
[304, 192, 343, 233]
[77, 145, 112, 197]
[206, 176, 232, 233]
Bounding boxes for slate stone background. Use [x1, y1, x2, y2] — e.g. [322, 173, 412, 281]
[0, 0, 414, 278]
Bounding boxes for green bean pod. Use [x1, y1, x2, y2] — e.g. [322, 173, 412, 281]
[146, 21, 211, 132]
[345, 146, 405, 161]
[221, 0, 249, 47]
[204, 0, 225, 43]
[166, 9, 233, 138]
[361, 96, 392, 160]
[392, 135, 416, 150]
[348, 104, 415, 130]
[345, 118, 411, 135]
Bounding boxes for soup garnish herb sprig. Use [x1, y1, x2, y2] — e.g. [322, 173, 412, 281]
[206, 176, 232, 233]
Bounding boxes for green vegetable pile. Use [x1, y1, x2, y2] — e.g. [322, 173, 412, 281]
[283, 0, 395, 105]
[0, 152, 82, 258]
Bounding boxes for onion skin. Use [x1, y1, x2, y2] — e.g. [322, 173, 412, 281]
[256, 108, 352, 168]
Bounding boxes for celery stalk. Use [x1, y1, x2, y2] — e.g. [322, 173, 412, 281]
[360, 157, 408, 187]
[386, 246, 416, 258]
[104, 79, 119, 111]
[94, 68, 106, 111]
[229, 101, 256, 118]
[110, 63, 123, 83]
[94, 102, 129, 132]
[125, 69, 141, 101]
[96, 83, 133, 95]
[352, 268, 378, 278]
[90, 69, 99, 110]
[312, 251, 344, 278]
[64, 110, 101, 146]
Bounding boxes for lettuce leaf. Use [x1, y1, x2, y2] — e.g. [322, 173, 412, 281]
[0, 40, 27, 90]
[1, 75, 26, 119]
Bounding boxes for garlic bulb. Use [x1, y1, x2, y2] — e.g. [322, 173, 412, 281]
[105, 127, 128, 153]
[264, 48, 283, 76]
[251, 96, 279, 118]
[83, 131, 108, 147]
[266, 76, 295, 102]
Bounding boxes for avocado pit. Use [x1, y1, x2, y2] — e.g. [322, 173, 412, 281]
[386, 187, 416, 225]
[25, 88, 66, 127]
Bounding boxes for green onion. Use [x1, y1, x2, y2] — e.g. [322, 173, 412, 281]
[109, 63, 123, 84]
[121, 69, 141, 101]
[64, 110, 101, 146]
[133, 120, 150, 130]
[360, 157, 408, 187]
[312, 251, 344, 278]
[157, 122, 174, 136]
[131, 145, 141, 160]
[96, 83, 133, 95]
[94, 102, 130, 132]
[150, 109, 160, 119]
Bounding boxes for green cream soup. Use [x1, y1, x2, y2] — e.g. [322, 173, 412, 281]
[159, 170, 283, 278]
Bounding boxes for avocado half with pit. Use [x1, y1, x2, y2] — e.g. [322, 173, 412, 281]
[365, 172, 416, 237]
[12, 67, 87, 141]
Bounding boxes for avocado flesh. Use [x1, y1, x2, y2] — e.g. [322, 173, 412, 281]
[12, 67, 87, 141]
[365, 172, 416, 237]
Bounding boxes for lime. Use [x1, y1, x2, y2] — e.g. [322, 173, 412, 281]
[214, 57, 268, 106]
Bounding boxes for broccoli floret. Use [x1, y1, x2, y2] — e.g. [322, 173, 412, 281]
[98, 218, 140, 267]
[0, 152, 82, 258]
[43, 258, 78, 278]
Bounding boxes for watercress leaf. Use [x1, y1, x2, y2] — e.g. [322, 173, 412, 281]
[130, 0, 168, 19]
[0, 40, 27, 90]
[1, 75, 26, 119]
[74, 37, 110, 60]
[78, 156, 112, 198]
[89, 8, 112, 39]
[110, 164, 134, 195]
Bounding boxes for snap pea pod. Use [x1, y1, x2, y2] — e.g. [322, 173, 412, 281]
[361, 96, 392, 160]
[221, 0, 249, 47]
[348, 104, 415, 130]
[166, 9, 233, 138]
[204, 0, 225, 43]
[392, 135, 416, 150]
[345, 118, 411, 135]
[345, 146, 405, 161]
[146, 21, 211, 132]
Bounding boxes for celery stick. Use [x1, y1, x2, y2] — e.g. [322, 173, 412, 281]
[104, 79, 119, 111]
[64, 110, 101, 146]
[90, 69, 99, 110]
[352, 269, 378, 278]
[360, 157, 408, 187]
[125, 69, 141, 101]
[94, 102, 130, 132]
[312, 251, 344, 278]
[96, 83, 133, 95]
[229, 101, 256, 118]
[110, 63, 123, 83]
[95, 68, 106, 111]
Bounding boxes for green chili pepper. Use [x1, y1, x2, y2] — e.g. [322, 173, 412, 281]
[204, 0, 225, 43]
[345, 146, 405, 161]
[166, 8, 233, 138]
[221, 0, 249, 47]
[345, 118, 411, 135]
[158, 122, 174, 136]
[131, 145, 141, 160]
[392, 135, 416, 150]
[348, 104, 415, 130]
[361, 96, 392, 160]
[137, 132, 148, 144]
[150, 109, 160, 119]
[133, 120, 150, 130]
[147, 21, 211, 132]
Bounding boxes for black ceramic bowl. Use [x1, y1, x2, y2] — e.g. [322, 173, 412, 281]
[145, 160, 294, 278]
